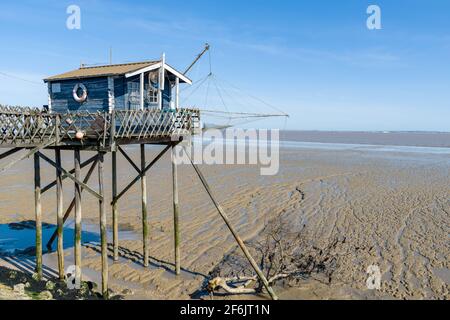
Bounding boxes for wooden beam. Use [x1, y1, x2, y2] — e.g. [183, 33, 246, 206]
[0, 140, 55, 174]
[175, 77, 180, 109]
[158, 54, 165, 110]
[141, 144, 149, 267]
[74, 149, 82, 287]
[124, 62, 192, 84]
[140, 73, 144, 111]
[112, 150, 119, 261]
[41, 154, 98, 194]
[55, 149, 64, 280]
[118, 146, 140, 173]
[37, 152, 102, 200]
[34, 153, 43, 280]
[172, 144, 180, 275]
[98, 152, 108, 298]
[0, 147, 22, 161]
[111, 145, 171, 205]
[107, 76, 115, 114]
[125, 62, 161, 79]
[46, 158, 99, 249]
[184, 148, 278, 300]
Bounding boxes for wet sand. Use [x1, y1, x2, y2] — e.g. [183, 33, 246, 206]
[0, 133, 449, 300]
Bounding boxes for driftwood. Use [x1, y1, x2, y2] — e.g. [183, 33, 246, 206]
[206, 212, 347, 296]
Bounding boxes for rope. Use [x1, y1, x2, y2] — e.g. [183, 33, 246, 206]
[213, 75, 289, 117]
[0, 71, 46, 87]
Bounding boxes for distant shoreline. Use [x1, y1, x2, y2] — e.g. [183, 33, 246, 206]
[196, 129, 450, 149]
[279, 130, 450, 148]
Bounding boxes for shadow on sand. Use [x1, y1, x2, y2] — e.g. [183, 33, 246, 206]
[84, 242, 208, 279]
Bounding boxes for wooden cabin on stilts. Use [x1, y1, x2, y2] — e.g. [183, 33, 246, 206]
[0, 50, 278, 300]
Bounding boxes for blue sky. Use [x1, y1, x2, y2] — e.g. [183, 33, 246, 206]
[0, 0, 449, 131]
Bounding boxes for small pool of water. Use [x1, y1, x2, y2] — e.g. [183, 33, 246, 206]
[432, 267, 450, 285]
[0, 220, 139, 256]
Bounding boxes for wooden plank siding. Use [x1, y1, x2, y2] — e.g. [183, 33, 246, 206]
[50, 77, 109, 113]
[49, 72, 173, 113]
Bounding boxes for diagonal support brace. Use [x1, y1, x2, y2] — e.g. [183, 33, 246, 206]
[0, 140, 56, 174]
[184, 147, 278, 300]
[118, 146, 140, 173]
[37, 151, 102, 200]
[41, 154, 98, 194]
[111, 144, 171, 205]
[0, 147, 23, 161]
[46, 157, 99, 249]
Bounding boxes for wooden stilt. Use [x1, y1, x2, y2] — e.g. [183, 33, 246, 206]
[140, 144, 149, 267]
[185, 150, 278, 300]
[74, 149, 82, 287]
[98, 152, 108, 298]
[112, 150, 119, 261]
[171, 144, 181, 275]
[55, 148, 65, 280]
[46, 158, 98, 249]
[33, 153, 43, 280]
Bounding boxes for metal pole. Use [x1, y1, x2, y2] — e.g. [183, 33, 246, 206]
[183, 43, 210, 75]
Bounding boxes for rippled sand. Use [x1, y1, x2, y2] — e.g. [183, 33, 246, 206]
[0, 141, 449, 300]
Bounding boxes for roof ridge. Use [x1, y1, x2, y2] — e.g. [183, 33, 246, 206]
[80, 60, 159, 70]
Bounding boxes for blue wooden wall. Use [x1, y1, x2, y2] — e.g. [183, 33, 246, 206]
[114, 75, 172, 110]
[50, 77, 109, 113]
[50, 73, 173, 113]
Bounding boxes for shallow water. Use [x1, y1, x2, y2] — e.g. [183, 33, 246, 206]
[0, 219, 139, 256]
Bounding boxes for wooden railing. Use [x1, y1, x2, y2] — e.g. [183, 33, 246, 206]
[0, 105, 200, 148]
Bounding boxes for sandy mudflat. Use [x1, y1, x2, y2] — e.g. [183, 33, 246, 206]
[0, 139, 449, 300]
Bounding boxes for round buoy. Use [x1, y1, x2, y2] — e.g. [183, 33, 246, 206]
[75, 131, 84, 140]
[73, 83, 88, 103]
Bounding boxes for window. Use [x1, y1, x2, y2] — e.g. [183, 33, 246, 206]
[127, 81, 140, 110]
[146, 84, 158, 104]
[51, 83, 61, 93]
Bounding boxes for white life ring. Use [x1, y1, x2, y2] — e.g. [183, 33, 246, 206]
[73, 83, 88, 103]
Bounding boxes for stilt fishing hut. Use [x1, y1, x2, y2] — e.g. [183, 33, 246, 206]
[0, 49, 278, 299]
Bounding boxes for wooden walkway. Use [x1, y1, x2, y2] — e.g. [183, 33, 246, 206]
[0, 105, 200, 149]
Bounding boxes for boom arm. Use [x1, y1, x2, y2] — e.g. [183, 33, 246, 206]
[183, 43, 210, 75]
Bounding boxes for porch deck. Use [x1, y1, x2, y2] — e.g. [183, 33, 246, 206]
[0, 105, 200, 149]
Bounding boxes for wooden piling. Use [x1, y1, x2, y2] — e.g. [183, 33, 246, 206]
[74, 149, 82, 286]
[98, 152, 108, 298]
[112, 150, 119, 261]
[171, 144, 181, 275]
[46, 158, 98, 249]
[140, 144, 149, 267]
[33, 153, 43, 280]
[55, 148, 65, 280]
